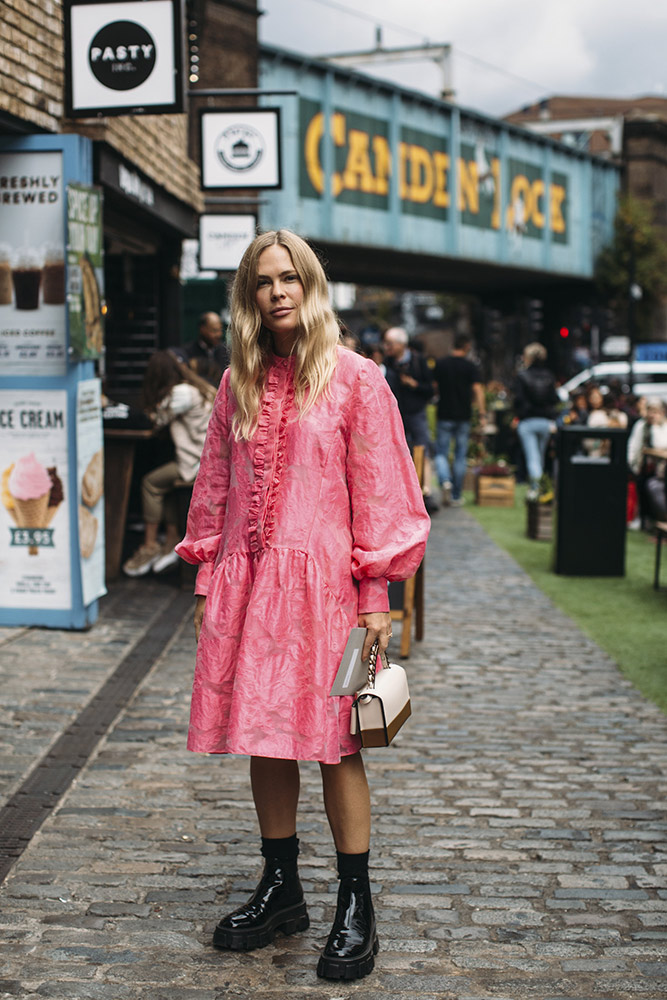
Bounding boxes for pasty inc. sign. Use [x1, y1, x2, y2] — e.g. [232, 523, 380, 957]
[64, 0, 183, 117]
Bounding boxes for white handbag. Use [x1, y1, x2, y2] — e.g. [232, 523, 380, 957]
[349, 639, 411, 747]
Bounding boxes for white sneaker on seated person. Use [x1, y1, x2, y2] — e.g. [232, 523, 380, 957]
[153, 544, 180, 574]
[123, 541, 162, 577]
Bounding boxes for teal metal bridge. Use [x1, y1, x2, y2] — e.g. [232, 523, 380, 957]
[258, 46, 621, 292]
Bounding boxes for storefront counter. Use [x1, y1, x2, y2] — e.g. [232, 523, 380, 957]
[103, 427, 155, 580]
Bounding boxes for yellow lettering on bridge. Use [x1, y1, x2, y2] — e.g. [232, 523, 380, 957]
[303, 111, 566, 236]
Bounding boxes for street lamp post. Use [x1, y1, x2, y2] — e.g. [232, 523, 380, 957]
[626, 225, 642, 393]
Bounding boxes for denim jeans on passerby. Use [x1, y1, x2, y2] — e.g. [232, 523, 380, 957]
[435, 420, 470, 500]
[517, 417, 551, 487]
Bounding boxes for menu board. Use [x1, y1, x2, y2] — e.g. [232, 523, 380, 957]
[76, 379, 106, 605]
[0, 390, 71, 609]
[0, 151, 67, 375]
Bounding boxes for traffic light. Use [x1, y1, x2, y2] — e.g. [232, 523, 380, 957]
[559, 327, 570, 339]
[528, 299, 543, 334]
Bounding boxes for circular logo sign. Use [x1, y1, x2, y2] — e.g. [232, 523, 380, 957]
[88, 21, 157, 92]
[216, 126, 264, 172]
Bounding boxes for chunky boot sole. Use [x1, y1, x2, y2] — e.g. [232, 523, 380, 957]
[213, 900, 309, 951]
[316, 934, 379, 980]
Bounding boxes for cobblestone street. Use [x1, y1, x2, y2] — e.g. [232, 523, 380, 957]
[1, 509, 666, 1000]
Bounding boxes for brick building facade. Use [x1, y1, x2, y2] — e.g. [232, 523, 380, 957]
[505, 95, 667, 339]
[0, 0, 202, 209]
[505, 95, 667, 237]
[0, 0, 259, 398]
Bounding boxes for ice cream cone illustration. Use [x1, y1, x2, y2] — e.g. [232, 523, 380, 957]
[44, 466, 64, 526]
[44, 504, 60, 527]
[8, 453, 52, 555]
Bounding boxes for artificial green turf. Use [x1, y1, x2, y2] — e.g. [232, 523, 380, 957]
[466, 485, 667, 713]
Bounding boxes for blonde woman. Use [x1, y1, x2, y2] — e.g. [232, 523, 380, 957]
[176, 230, 429, 981]
[513, 342, 559, 498]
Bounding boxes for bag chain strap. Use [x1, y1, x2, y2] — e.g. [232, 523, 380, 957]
[367, 639, 390, 689]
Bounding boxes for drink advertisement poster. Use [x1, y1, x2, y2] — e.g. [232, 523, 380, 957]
[67, 184, 104, 361]
[76, 379, 106, 605]
[0, 390, 71, 610]
[0, 151, 67, 376]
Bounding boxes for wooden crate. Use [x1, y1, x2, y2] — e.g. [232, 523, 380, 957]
[526, 500, 553, 540]
[475, 474, 515, 507]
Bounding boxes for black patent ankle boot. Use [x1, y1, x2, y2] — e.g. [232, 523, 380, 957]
[213, 857, 309, 951]
[316, 876, 378, 980]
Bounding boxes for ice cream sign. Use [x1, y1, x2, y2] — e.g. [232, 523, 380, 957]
[0, 389, 71, 611]
[1, 406, 65, 555]
[3, 452, 63, 555]
[0, 407, 65, 430]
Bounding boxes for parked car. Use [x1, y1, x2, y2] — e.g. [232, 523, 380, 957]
[557, 361, 667, 402]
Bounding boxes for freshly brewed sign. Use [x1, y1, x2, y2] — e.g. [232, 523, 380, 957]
[64, 0, 183, 117]
[0, 151, 67, 376]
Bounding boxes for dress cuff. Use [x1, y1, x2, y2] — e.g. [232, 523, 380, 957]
[194, 562, 213, 596]
[358, 577, 389, 613]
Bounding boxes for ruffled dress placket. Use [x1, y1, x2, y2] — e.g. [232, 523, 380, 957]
[247, 356, 296, 556]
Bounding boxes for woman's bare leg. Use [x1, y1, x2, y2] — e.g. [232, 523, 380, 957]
[250, 756, 300, 838]
[213, 756, 307, 952]
[319, 751, 370, 853]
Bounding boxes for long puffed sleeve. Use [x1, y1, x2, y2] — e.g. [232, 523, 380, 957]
[174, 372, 231, 594]
[345, 360, 430, 612]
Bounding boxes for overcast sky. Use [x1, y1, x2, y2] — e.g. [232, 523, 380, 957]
[258, 0, 666, 118]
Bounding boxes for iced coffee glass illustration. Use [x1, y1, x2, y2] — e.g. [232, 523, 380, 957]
[42, 244, 66, 305]
[12, 248, 42, 310]
[0, 244, 12, 306]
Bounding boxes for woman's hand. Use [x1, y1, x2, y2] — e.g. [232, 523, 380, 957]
[358, 611, 393, 661]
[194, 595, 207, 642]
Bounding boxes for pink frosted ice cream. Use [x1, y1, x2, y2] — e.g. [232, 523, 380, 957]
[9, 453, 51, 500]
[8, 453, 53, 554]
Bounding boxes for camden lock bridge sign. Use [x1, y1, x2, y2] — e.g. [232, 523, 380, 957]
[258, 47, 620, 291]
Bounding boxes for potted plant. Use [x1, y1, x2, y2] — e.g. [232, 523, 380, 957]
[474, 459, 516, 506]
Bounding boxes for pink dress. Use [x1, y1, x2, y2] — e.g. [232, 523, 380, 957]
[175, 347, 430, 763]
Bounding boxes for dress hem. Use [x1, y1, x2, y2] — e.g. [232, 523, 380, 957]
[186, 744, 362, 765]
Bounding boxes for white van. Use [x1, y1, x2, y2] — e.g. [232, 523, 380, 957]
[557, 361, 667, 402]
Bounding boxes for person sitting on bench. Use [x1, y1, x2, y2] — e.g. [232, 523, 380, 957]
[123, 351, 214, 577]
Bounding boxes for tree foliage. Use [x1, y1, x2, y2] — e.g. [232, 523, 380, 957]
[595, 196, 667, 336]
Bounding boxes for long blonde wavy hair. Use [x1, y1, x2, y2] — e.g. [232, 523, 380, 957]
[229, 229, 340, 440]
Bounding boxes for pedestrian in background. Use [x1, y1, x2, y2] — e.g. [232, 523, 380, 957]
[433, 333, 486, 506]
[586, 384, 628, 431]
[172, 311, 230, 387]
[627, 397, 667, 526]
[176, 230, 429, 981]
[338, 320, 360, 352]
[383, 326, 438, 512]
[513, 343, 559, 500]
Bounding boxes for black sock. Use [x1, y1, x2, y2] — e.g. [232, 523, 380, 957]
[261, 834, 299, 861]
[336, 849, 369, 880]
